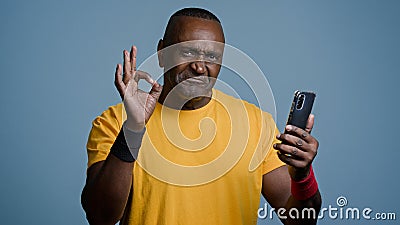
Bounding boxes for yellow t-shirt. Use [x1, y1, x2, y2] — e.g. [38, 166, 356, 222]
[86, 89, 285, 225]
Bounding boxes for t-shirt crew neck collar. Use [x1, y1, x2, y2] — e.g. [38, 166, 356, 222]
[156, 89, 216, 114]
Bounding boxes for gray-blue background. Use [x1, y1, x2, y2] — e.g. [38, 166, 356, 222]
[0, 0, 398, 224]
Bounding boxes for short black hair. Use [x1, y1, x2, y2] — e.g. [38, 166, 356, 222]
[169, 7, 220, 23]
[163, 7, 221, 43]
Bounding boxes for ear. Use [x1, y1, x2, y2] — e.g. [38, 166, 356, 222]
[157, 39, 164, 68]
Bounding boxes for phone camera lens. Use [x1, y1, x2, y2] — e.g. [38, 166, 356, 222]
[296, 94, 305, 110]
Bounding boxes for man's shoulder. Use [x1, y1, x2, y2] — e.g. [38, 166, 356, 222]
[99, 102, 124, 116]
[93, 102, 125, 124]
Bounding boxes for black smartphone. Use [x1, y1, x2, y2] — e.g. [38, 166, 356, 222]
[285, 91, 316, 131]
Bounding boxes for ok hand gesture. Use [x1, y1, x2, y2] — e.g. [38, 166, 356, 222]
[114, 46, 163, 131]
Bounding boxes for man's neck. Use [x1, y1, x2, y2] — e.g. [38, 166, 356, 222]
[181, 96, 212, 110]
[158, 88, 212, 110]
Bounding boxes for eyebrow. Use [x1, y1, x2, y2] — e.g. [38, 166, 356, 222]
[180, 46, 222, 55]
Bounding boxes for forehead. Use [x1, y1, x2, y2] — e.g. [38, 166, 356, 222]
[170, 16, 225, 44]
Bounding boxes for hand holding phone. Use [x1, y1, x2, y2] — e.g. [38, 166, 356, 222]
[275, 90, 319, 181]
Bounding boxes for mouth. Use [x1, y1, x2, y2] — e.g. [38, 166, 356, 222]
[175, 72, 209, 85]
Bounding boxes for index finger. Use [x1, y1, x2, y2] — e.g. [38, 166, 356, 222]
[284, 124, 313, 143]
[134, 70, 155, 85]
[114, 64, 125, 99]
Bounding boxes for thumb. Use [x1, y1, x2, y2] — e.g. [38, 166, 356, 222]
[305, 114, 315, 134]
[149, 83, 163, 100]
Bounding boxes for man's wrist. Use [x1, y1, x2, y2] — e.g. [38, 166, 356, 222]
[124, 118, 145, 132]
[110, 128, 135, 162]
[110, 122, 146, 162]
[290, 165, 319, 201]
[123, 121, 146, 160]
[289, 166, 311, 181]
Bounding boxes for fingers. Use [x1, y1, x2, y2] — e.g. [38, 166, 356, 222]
[274, 132, 310, 163]
[117, 45, 162, 101]
[275, 123, 319, 169]
[274, 142, 306, 159]
[123, 50, 131, 83]
[149, 81, 163, 100]
[135, 70, 155, 84]
[118, 45, 139, 100]
[277, 151, 308, 168]
[123, 46, 137, 84]
[280, 126, 313, 145]
[281, 114, 315, 142]
[134, 70, 162, 98]
[131, 46, 137, 72]
[114, 64, 125, 99]
[277, 126, 319, 155]
[305, 114, 315, 133]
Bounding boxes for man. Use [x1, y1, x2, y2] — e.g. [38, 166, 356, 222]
[81, 7, 321, 225]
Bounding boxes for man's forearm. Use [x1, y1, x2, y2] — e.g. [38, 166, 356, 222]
[282, 190, 322, 225]
[82, 126, 144, 224]
[81, 154, 134, 225]
[283, 166, 322, 225]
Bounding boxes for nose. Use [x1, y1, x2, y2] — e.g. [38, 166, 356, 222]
[190, 61, 206, 75]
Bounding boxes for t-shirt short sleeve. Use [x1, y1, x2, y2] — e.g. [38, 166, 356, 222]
[261, 117, 286, 175]
[86, 104, 124, 168]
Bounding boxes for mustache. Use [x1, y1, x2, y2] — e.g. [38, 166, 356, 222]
[175, 71, 210, 84]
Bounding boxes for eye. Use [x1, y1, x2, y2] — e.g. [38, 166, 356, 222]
[207, 54, 216, 60]
[182, 49, 195, 57]
[206, 53, 219, 62]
